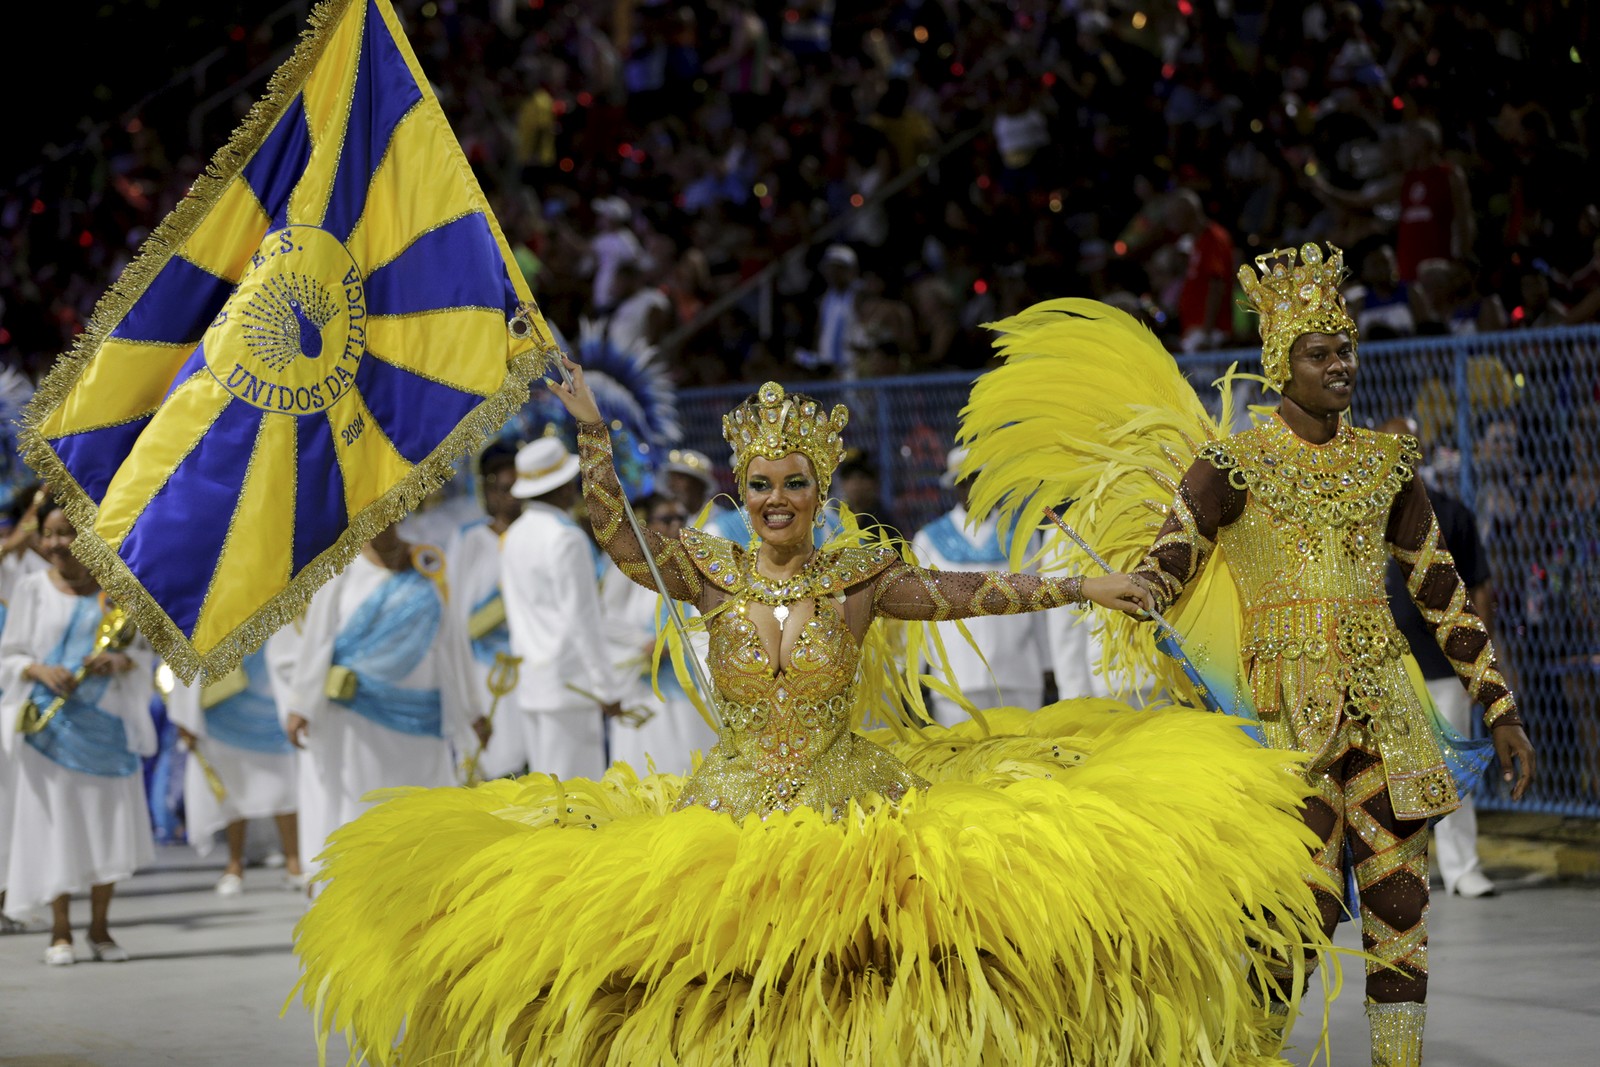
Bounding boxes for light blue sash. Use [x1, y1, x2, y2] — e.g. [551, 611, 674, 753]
[206, 648, 294, 755]
[24, 595, 140, 777]
[469, 587, 511, 667]
[921, 513, 1006, 564]
[650, 600, 686, 698]
[331, 569, 444, 737]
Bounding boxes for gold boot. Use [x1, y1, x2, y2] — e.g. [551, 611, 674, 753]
[1366, 1000, 1425, 1066]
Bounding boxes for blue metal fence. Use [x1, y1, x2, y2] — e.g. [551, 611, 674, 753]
[678, 325, 1600, 817]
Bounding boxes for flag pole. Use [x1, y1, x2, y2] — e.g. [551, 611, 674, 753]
[540, 346, 725, 732]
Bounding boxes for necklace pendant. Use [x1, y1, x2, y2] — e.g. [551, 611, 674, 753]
[773, 604, 790, 631]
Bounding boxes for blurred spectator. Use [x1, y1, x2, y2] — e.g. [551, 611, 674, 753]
[3, 0, 1597, 390]
[1414, 257, 1507, 335]
[600, 259, 673, 355]
[1395, 119, 1475, 283]
[836, 449, 900, 543]
[799, 243, 861, 378]
[1166, 189, 1237, 352]
[584, 197, 642, 313]
[1511, 261, 1569, 330]
[1345, 237, 1420, 339]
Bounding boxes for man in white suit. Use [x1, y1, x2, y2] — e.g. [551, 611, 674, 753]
[500, 437, 622, 780]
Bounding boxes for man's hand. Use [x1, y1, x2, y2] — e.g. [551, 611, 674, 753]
[472, 716, 492, 746]
[1492, 722, 1536, 801]
[286, 713, 310, 749]
[83, 651, 133, 675]
[26, 662, 77, 696]
[1080, 575, 1157, 617]
[600, 701, 625, 720]
[176, 725, 198, 750]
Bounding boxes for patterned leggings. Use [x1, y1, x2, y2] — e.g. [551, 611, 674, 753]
[1299, 746, 1431, 1004]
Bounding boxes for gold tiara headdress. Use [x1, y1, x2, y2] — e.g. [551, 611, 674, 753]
[722, 382, 848, 498]
[1237, 241, 1358, 388]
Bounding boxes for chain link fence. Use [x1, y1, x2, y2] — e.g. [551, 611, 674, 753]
[678, 324, 1600, 818]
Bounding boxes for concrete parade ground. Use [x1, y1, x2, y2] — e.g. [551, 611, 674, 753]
[1, 814, 1597, 1066]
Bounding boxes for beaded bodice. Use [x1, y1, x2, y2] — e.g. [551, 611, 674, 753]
[575, 419, 1086, 819]
[710, 599, 859, 706]
[1133, 411, 1519, 818]
[681, 530, 900, 813]
[1201, 416, 1418, 690]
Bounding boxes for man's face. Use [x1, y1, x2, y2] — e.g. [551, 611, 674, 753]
[1362, 247, 1398, 288]
[840, 471, 878, 513]
[484, 466, 520, 523]
[666, 470, 708, 512]
[1283, 331, 1358, 415]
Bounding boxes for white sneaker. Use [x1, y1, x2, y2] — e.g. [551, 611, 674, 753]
[215, 872, 244, 897]
[1450, 869, 1497, 898]
[44, 942, 75, 966]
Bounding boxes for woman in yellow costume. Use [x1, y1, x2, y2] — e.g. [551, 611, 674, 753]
[293, 356, 1334, 1066]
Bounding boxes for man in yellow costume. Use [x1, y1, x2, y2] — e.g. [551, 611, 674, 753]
[1121, 243, 1537, 1065]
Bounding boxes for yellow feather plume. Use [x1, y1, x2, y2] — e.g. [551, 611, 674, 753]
[293, 702, 1335, 1065]
[957, 298, 1253, 698]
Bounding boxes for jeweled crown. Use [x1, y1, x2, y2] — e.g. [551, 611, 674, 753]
[1238, 242, 1358, 387]
[722, 381, 849, 498]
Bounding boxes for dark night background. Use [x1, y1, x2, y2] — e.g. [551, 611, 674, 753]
[4, 0, 306, 188]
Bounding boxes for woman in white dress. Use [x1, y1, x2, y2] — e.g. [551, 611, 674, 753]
[166, 628, 303, 895]
[0, 494, 155, 965]
[0, 482, 49, 931]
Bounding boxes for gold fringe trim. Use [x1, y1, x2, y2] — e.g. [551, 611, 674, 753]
[18, 0, 555, 684]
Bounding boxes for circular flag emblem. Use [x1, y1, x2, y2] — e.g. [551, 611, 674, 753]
[205, 226, 366, 415]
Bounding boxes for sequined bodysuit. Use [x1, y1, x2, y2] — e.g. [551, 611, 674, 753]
[1134, 414, 1520, 820]
[578, 422, 1085, 820]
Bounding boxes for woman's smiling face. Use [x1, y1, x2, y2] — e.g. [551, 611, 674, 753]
[744, 454, 820, 550]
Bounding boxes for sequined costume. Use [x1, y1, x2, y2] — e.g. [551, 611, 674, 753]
[293, 386, 1335, 1067]
[1132, 410, 1520, 1013]
[584, 420, 1086, 820]
[956, 247, 1530, 1067]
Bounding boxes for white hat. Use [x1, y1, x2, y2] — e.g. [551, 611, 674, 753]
[662, 448, 716, 491]
[821, 243, 858, 268]
[510, 437, 580, 499]
[939, 445, 970, 489]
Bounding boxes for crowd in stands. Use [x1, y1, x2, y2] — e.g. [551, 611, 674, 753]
[2, 0, 1598, 389]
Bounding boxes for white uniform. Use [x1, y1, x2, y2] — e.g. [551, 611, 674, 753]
[598, 559, 715, 775]
[164, 630, 299, 858]
[288, 554, 481, 875]
[0, 552, 39, 892]
[1428, 677, 1487, 893]
[452, 520, 521, 779]
[912, 505, 1058, 724]
[500, 502, 621, 781]
[0, 573, 156, 917]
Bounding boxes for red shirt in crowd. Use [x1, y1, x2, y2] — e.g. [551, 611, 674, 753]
[1397, 163, 1456, 282]
[1179, 221, 1236, 338]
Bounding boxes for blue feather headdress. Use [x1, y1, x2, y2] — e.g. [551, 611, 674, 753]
[496, 320, 681, 500]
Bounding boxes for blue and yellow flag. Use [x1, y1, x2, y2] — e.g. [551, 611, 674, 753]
[20, 0, 555, 684]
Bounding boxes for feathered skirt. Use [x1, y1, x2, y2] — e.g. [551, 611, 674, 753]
[292, 701, 1331, 1066]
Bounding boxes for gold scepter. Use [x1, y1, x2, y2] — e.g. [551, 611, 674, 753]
[461, 651, 521, 786]
[18, 603, 137, 735]
[182, 738, 229, 801]
[565, 682, 655, 728]
[153, 664, 227, 801]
